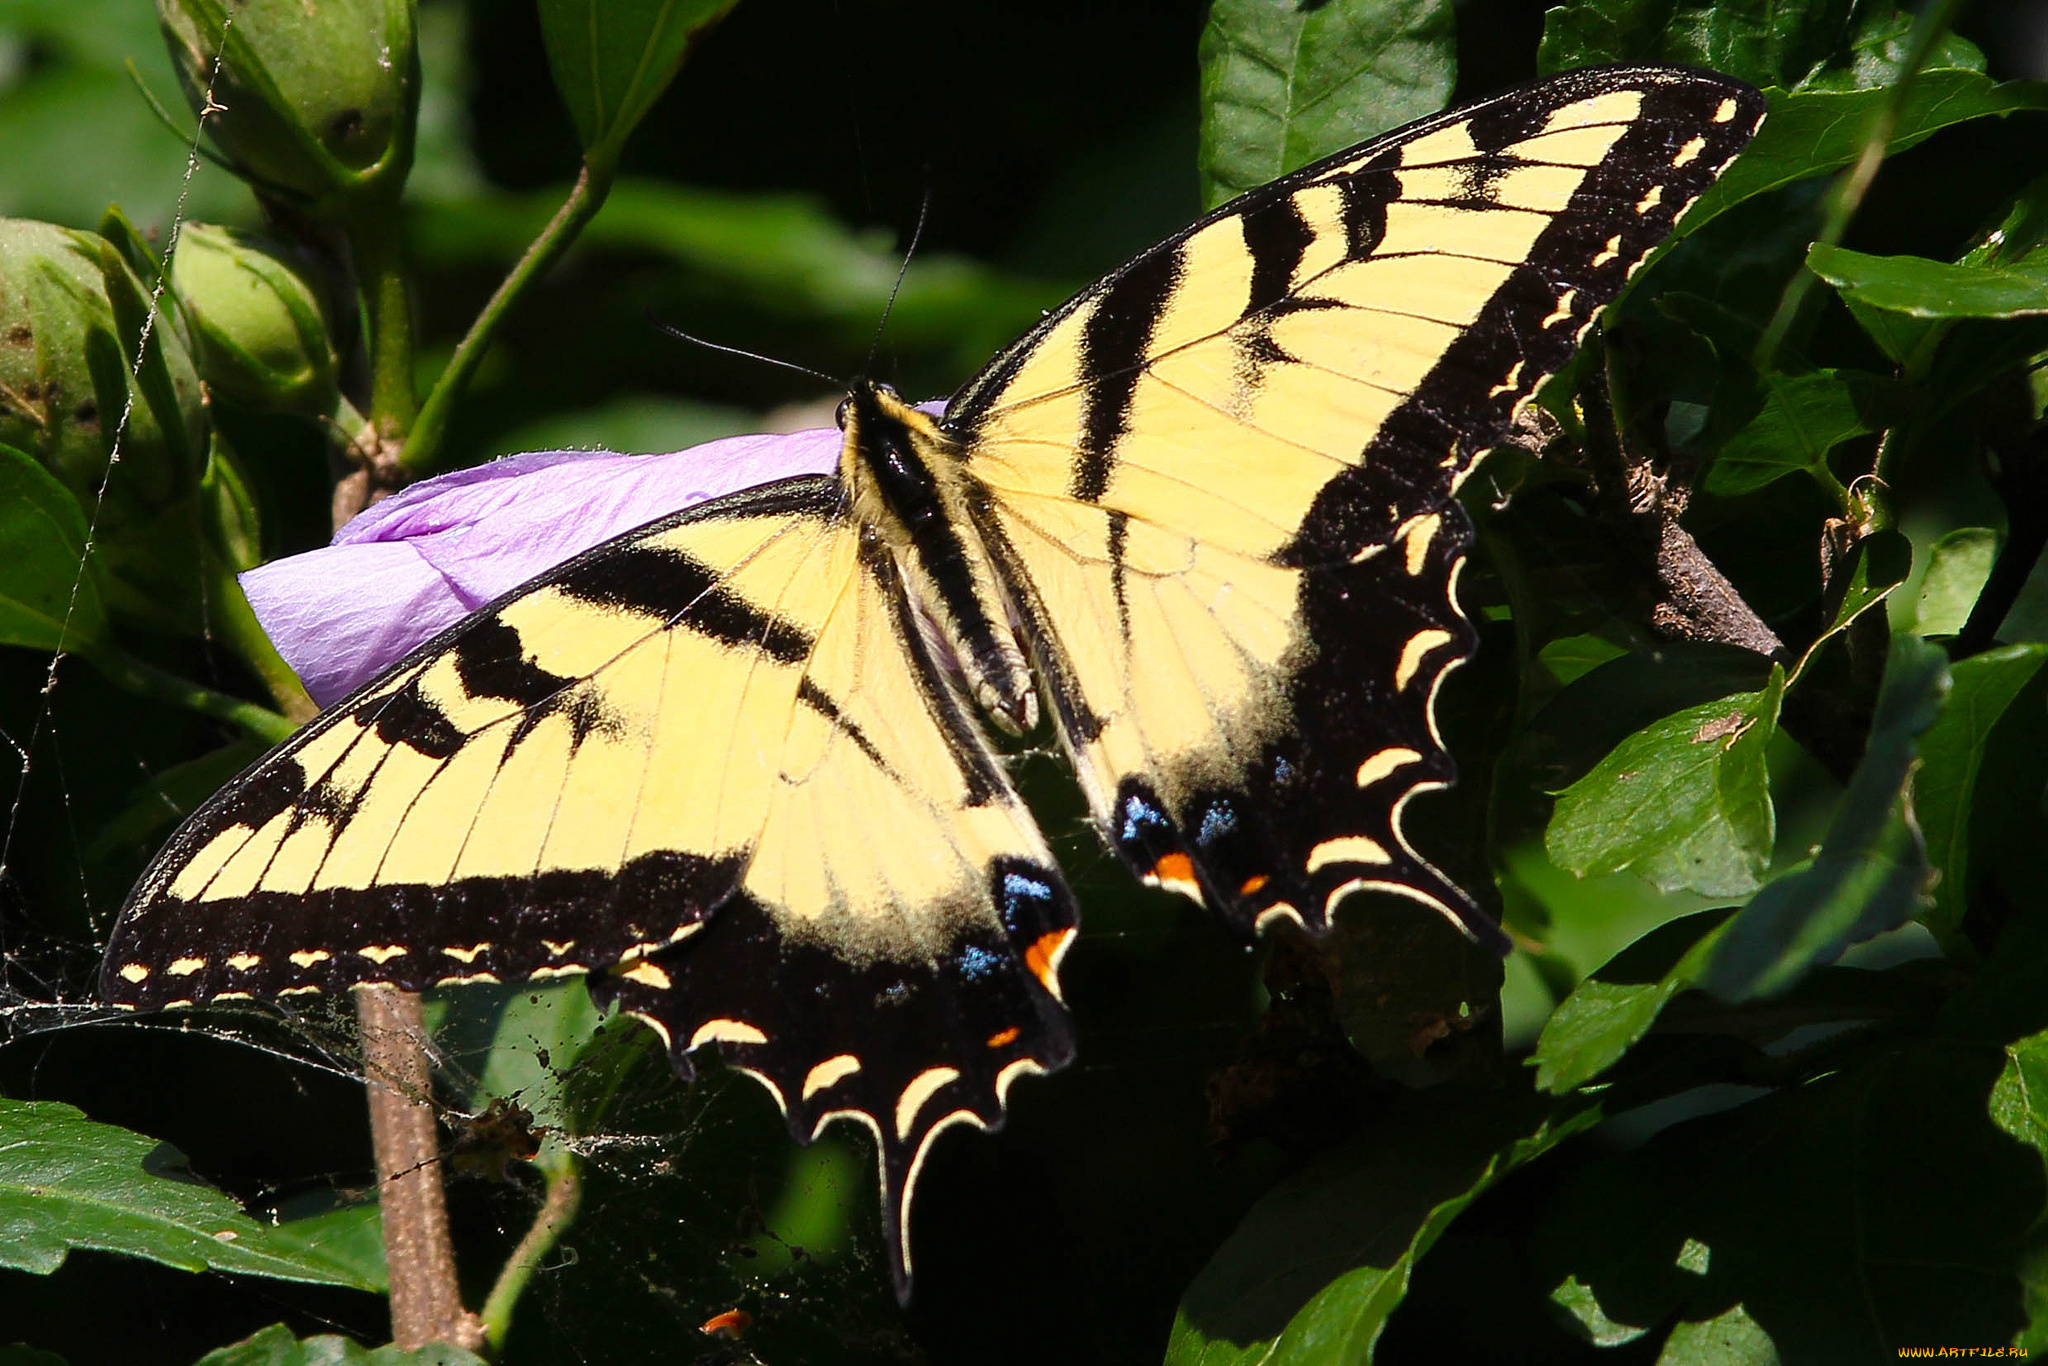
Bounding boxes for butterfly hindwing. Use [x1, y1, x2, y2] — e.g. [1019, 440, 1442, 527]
[949, 66, 1765, 940]
[103, 63, 1766, 1302]
[104, 474, 1078, 1295]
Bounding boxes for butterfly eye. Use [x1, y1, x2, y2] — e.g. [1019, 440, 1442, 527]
[876, 382, 899, 401]
[834, 396, 852, 429]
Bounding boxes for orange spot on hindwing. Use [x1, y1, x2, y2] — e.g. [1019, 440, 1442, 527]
[986, 1026, 1021, 1049]
[1024, 929, 1072, 989]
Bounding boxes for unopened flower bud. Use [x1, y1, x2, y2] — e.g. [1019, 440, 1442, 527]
[172, 224, 339, 417]
[157, 0, 418, 217]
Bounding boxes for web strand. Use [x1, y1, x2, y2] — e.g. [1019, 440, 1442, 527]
[0, 9, 233, 1019]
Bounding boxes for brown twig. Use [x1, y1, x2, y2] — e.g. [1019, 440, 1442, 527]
[358, 985, 485, 1351]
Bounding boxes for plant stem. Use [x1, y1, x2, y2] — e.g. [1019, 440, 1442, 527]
[1754, 0, 1965, 369]
[348, 200, 420, 448]
[479, 1155, 583, 1352]
[359, 985, 486, 1352]
[401, 166, 610, 474]
[82, 641, 294, 743]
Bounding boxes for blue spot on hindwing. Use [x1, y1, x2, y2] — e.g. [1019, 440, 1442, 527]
[1199, 801, 1239, 846]
[1119, 791, 1171, 844]
[955, 943, 1001, 981]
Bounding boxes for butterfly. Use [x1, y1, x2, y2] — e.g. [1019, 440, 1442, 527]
[102, 65, 1765, 1299]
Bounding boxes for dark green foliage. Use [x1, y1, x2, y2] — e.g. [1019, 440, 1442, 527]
[3, 0, 2048, 1362]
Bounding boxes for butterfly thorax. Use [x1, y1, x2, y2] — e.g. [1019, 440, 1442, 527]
[839, 381, 1040, 734]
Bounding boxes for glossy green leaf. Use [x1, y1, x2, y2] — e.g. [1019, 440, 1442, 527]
[1705, 367, 1897, 495]
[1809, 241, 2048, 319]
[1547, 670, 1785, 900]
[536, 0, 742, 171]
[1837, 171, 2048, 370]
[0, 442, 107, 653]
[1197, 0, 1455, 208]
[249, 1196, 386, 1295]
[1684, 72, 2048, 235]
[1842, 288, 1938, 365]
[1703, 636, 1948, 1002]
[1913, 645, 2048, 956]
[1910, 527, 1998, 636]
[1165, 1090, 1598, 1366]
[1534, 909, 1735, 1094]
[195, 1325, 486, 1366]
[1536, 0, 1913, 91]
[0, 1098, 380, 1289]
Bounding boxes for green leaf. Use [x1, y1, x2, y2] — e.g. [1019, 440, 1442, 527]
[1547, 670, 1785, 900]
[1654, 1304, 1779, 1364]
[0, 1347, 68, 1366]
[1993, 1029, 2048, 1357]
[1703, 636, 1949, 1002]
[1835, 171, 2048, 371]
[0, 1098, 379, 1289]
[1809, 241, 2048, 319]
[1196, 0, 1455, 208]
[536, 0, 742, 172]
[428, 976, 605, 1157]
[194, 1325, 487, 1366]
[1802, 526, 1912, 673]
[1536, 0, 1894, 91]
[250, 1197, 387, 1295]
[1165, 1089, 1598, 1365]
[1909, 527, 1998, 637]
[1684, 72, 2048, 235]
[1912, 644, 2048, 956]
[1534, 1041, 2034, 1359]
[1704, 367, 1897, 495]
[1533, 909, 1735, 1094]
[0, 442, 107, 653]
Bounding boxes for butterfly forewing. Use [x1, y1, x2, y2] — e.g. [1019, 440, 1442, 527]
[104, 475, 1078, 1296]
[103, 64, 1765, 1303]
[949, 66, 1766, 941]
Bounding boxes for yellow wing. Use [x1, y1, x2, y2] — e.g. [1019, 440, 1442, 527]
[102, 475, 1077, 1296]
[947, 66, 1765, 938]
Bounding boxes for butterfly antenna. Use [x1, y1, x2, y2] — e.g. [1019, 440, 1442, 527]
[866, 184, 933, 377]
[646, 313, 841, 389]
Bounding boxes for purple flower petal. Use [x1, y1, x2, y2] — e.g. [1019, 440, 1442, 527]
[245, 428, 841, 705]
